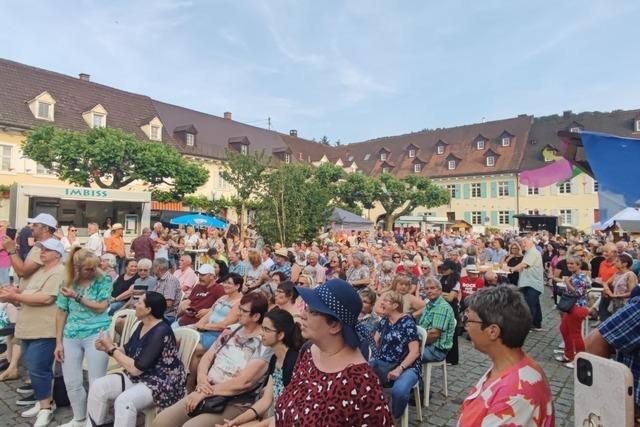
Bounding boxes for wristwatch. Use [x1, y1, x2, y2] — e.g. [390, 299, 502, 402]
[107, 346, 118, 356]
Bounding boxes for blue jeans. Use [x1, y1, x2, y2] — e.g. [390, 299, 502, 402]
[422, 345, 447, 363]
[108, 301, 126, 316]
[22, 338, 56, 401]
[520, 286, 542, 328]
[370, 359, 419, 419]
[61, 334, 109, 420]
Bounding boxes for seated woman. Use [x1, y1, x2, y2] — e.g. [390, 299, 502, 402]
[108, 258, 138, 315]
[274, 281, 301, 323]
[391, 273, 426, 319]
[274, 279, 391, 425]
[100, 253, 119, 281]
[152, 293, 272, 426]
[459, 286, 554, 426]
[187, 273, 243, 390]
[370, 291, 421, 425]
[87, 292, 186, 427]
[218, 308, 302, 426]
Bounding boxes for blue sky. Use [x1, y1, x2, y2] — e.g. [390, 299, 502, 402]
[1, 0, 639, 143]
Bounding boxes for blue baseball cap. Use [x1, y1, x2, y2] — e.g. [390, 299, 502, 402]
[296, 279, 362, 348]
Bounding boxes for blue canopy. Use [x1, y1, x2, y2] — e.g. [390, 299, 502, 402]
[170, 213, 227, 228]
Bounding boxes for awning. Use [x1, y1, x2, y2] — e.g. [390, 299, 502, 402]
[395, 215, 423, 225]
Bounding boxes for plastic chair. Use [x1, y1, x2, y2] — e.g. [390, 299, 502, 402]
[422, 319, 453, 407]
[106, 310, 139, 373]
[143, 327, 201, 427]
[399, 326, 425, 427]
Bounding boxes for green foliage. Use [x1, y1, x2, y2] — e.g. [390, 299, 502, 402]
[256, 164, 334, 245]
[23, 125, 208, 195]
[151, 190, 180, 203]
[336, 173, 380, 210]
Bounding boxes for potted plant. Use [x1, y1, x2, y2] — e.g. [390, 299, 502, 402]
[0, 184, 11, 199]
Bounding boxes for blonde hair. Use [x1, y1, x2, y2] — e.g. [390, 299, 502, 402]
[65, 247, 102, 287]
[383, 291, 404, 312]
[392, 273, 411, 290]
[247, 248, 262, 268]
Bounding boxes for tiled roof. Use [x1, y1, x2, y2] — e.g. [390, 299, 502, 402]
[0, 58, 162, 142]
[341, 115, 533, 178]
[523, 110, 640, 171]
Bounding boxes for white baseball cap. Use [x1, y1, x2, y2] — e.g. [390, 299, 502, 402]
[27, 213, 57, 229]
[37, 238, 65, 257]
[197, 264, 215, 275]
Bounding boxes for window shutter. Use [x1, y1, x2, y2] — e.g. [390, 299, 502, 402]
[480, 182, 487, 198]
[464, 211, 471, 223]
[572, 209, 579, 226]
[538, 186, 545, 196]
[491, 211, 498, 225]
[571, 178, 579, 194]
[490, 182, 497, 198]
[481, 211, 487, 225]
[508, 210, 515, 225]
[455, 184, 461, 199]
[550, 184, 557, 196]
[507, 181, 515, 197]
[463, 184, 470, 199]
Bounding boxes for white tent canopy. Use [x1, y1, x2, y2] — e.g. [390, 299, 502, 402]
[601, 207, 640, 232]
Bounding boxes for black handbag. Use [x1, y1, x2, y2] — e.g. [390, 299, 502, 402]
[188, 394, 229, 417]
[557, 293, 577, 313]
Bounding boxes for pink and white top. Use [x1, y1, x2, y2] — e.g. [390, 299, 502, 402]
[458, 356, 554, 427]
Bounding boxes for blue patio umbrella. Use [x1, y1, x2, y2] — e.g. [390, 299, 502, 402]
[170, 213, 227, 229]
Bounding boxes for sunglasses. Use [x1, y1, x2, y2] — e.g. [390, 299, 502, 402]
[69, 229, 77, 232]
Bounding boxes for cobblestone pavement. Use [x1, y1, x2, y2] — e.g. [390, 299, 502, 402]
[1, 287, 575, 426]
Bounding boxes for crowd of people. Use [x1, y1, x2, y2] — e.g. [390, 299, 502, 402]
[0, 214, 639, 426]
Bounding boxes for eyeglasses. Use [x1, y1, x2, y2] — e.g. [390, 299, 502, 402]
[261, 325, 278, 334]
[461, 313, 485, 327]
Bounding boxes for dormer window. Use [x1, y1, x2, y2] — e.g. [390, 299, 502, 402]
[382, 166, 390, 174]
[408, 149, 416, 158]
[82, 104, 108, 129]
[380, 152, 387, 161]
[93, 113, 106, 128]
[141, 116, 163, 141]
[570, 127, 580, 133]
[486, 156, 495, 167]
[414, 163, 422, 173]
[241, 145, 248, 155]
[635, 119, 640, 132]
[38, 102, 52, 120]
[186, 133, 195, 146]
[476, 140, 485, 150]
[501, 137, 511, 147]
[28, 91, 56, 121]
[437, 145, 444, 155]
[448, 160, 456, 170]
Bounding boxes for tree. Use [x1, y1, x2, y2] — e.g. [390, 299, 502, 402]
[23, 125, 208, 196]
[336, 173, 380, 211]
[255, 164, 334, 245]
[319, 136, 331, 146]
[220, 149, 271, 228]
[374, 174, 450, 230]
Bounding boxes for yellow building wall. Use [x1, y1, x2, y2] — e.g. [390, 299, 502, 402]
[518, 173, 599, 232]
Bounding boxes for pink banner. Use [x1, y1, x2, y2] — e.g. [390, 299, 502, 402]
[519, 159, 573, 188]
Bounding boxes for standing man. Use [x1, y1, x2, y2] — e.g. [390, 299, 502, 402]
[508, 237, 544, 331]
[173, 255, 198, 297]
[150, 222, 168, 260]
[0, 238, 65, 425]
[595, 243, 619, 322]
[103, 223, 125, 274]
[130, 228, 155, 261]
[85, 222, 103, 257]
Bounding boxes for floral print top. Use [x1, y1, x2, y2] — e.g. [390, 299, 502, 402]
[458, 356, 554, 427]
[56, 274, 112, 339]
[124, 321, 186, 409]
[374, 315, 421, 378]
[567, 272, 590, 307]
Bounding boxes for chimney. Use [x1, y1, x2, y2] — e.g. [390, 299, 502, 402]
[223, 112, 232, 120]
[79, 73, 90, 82]
[562, 110, 572, 119]
[289, 129, 298, 137]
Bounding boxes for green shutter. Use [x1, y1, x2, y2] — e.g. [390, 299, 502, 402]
[491, 211, 498, 225]
[464, 211, 471, 223]
[491, 182, 497, 198]
[455, 184, 461, 199]
[480, 182, 487, 198]
[481, 211, 487, 225]
[508, 210, 515, 225]
[507, 181, 515, 197]
[463, 184, 470, 199]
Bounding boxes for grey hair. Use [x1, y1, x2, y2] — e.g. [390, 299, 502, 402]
[137, 258, 152, 270]
[153, 257, 170, 272]
[141, 227, 151, 234]
[358, 287, 377, 305]
[424, 276, 442, 290]
[381, 260, 396, 272]
[352, 252, 366, 263]
[100, 253, 117, 267]
[466, 286, 532, 348]
[565, 255, 582, 266]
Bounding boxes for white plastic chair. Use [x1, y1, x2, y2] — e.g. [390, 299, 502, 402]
[399, 326, 425, 427]
[422, 319, 452, 407]
[143, 327, 201, 427]
[107, 310, 139, 373]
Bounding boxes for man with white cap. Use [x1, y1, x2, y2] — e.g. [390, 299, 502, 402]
[0, 237, 65, 426]
[0, 213, 57, 383]
[176, 264, 224, 327]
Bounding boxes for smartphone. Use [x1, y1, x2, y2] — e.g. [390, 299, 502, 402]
[574, 352, 635, 426]
[6, 228, 17, 240]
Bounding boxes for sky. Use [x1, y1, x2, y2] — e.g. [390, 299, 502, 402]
[1, 0, 639, 143]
